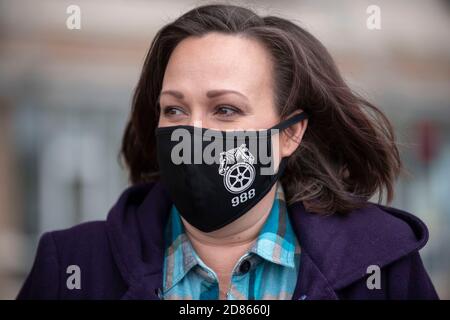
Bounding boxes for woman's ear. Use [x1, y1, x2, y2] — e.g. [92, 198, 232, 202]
[280, 110, 308, 158]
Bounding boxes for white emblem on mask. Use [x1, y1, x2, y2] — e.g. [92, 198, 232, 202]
[218, 144, 256, 194]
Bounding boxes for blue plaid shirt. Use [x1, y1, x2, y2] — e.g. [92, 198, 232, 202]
[162, 183, 301, 300]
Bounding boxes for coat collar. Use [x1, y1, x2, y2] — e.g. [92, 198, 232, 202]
[287, 200, 429, 296]
[105, 181, 171, 299]
[105, 181, 429, 300]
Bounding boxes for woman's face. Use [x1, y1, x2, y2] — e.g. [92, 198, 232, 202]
[158, 32, 279, 130]
[158, 32, 306, 158]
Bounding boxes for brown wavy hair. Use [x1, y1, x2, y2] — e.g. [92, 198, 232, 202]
[120, 3, 402, 214]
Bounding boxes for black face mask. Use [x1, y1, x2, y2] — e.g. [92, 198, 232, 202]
[155, 112, 308, 233]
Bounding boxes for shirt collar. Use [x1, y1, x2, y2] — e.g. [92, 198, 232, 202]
[163, 206, 198, 293]
[248, 183, 300, 268]
[163, 183, 300, 293]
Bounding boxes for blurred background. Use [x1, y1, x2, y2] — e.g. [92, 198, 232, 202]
[0, 0, 449, 299]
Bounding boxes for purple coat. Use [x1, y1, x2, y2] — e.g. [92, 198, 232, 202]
[17, 181, 439, 300]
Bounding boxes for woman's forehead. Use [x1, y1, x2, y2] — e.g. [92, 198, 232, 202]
[162, 33, 274, 96]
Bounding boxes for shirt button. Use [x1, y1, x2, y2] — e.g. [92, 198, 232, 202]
[239, 259, 251, 274]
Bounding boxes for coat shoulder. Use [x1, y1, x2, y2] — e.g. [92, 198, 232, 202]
[291, 201, 432, 291]
[48, 220, 115, 267]
[50, 220, 108, 249]
[17, 220, 127, 299]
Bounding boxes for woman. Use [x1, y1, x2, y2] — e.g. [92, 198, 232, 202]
[17, 4, 438, 300]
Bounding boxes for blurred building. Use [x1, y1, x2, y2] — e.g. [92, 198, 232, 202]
[0, 0, 449, 299]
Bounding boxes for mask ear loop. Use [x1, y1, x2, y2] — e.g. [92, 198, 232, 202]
[269, 111, 309, 132]
[267, 112, 309, 171]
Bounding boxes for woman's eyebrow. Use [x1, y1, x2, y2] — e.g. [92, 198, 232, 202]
[158, 90, 184, 103]
[158, 89, 249, 103]
[206, 89, 249, 101]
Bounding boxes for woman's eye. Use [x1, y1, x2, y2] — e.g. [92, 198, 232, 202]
[162, 106, 186, 116]
[214, 105, 242, 117]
